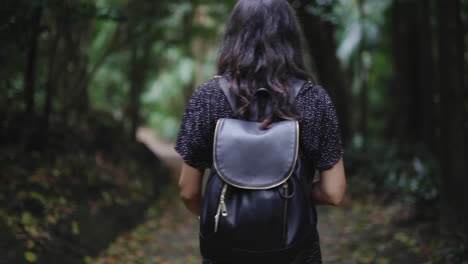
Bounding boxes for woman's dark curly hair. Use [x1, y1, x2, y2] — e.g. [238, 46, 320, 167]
[217, 0, 311, 129]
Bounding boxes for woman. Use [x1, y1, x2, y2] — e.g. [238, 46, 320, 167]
[174, 0, 346, 263]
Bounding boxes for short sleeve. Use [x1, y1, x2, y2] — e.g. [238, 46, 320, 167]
[174, 83, 215, 170]
[297, 84, 345, 171]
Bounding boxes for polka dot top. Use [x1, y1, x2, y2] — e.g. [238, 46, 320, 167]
[174, 74, 344, 172]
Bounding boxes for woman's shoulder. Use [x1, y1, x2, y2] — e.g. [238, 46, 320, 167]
[187, 76, 228, 107]
[192, 77, 222, 96]
[296, 80, 332, 104]
[294, 80, 338, 122]
[187, 76, 233, 117]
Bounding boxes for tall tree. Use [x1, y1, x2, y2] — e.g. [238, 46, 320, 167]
[356, 0, 369, 150]
[24, 7, 42, 117]
[436, 0, 468, 231]
[389, 0, 418, 143]
[416, 0, 437, 148]
[125, 0, 165, 139]
[23, 6, 43, 149]
[390, 0, 438, 145]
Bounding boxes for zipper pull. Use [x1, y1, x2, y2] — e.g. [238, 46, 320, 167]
[221, 201, 228, 216]
[220, 184, 228, 216]
[214, 184, 228, 233]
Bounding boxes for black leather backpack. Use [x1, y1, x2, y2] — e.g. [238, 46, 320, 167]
[199, 76, 317, 263]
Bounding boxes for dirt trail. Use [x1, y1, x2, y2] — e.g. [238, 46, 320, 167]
[89, 126, 430, 264]
[136, 127, 183, 181]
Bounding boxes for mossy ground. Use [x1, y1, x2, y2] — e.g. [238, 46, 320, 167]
[87, 129, 465, 264]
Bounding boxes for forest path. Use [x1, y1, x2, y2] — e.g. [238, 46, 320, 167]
[88, 127, 429, 264]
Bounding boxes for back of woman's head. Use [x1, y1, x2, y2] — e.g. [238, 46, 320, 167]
[217, 0, 310, 128]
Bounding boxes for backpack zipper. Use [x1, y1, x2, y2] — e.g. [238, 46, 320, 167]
[214, 184, 228, 233]
[282, 182, 289, 241]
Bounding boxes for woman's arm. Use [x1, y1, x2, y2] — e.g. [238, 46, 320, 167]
[311, 157, 346, 206]
[178, 162, 205, 216]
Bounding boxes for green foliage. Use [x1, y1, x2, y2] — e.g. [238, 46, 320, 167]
[333, 0, 391, 66]
[322, 0, 441, 203]
[25, 251, 38, 263]
[0, 113, 166, 263]
[345, 137, 440, 202]
[139, 3, 230, 141]
[0, 1, 232, 260]
[81, 0, 231, 141]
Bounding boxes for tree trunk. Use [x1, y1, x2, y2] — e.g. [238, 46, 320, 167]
[390, 0, 438, 149]
[463, 0, 468, 180]
[436, 0, 468, 231]
[389, 0, 421, 143]
[128, 43, 142, 140]
[43, 33, 60, 147]
[24, 7, 42, 117]
[417, 0, 436, 149]
[127, 25, 152, 140]
[357, 0, 369, 151]
[23, 6, 42, 149]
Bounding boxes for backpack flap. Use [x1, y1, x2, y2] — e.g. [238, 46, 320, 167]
[213, 118, 299, 189]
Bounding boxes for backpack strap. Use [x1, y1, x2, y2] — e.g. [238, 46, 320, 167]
[218, 76, 237, 113]
[217, 76, 307, 114]
[289, 79, 307, 105]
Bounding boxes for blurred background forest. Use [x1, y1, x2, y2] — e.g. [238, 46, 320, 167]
[1, 0, 467, 263]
